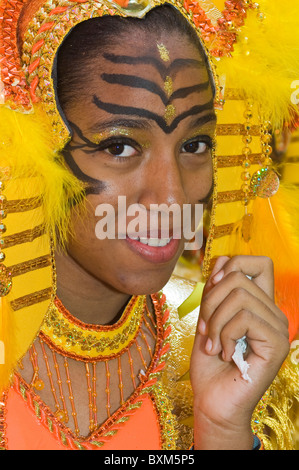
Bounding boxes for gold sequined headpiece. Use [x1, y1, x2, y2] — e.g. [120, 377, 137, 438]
[1, 0, 220, 145]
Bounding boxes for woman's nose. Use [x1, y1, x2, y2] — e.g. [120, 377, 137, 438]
[137, 152, 188, 209]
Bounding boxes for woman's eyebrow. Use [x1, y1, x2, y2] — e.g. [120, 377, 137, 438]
[189, 113, 217, 130]
[88, 118, 152, 134]
[92, 95, 214, 133]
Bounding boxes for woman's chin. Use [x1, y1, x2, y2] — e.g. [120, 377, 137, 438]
[114, 265, 178, 296]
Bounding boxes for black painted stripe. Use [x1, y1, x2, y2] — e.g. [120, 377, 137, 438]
[101, 73, 210, 106]
[103, 53, 204, 79]
[93, 95, 214, 133]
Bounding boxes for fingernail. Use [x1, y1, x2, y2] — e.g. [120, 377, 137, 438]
[205, 337, 213, 353]
[198, 318, 206, 335]
[212, 270, 224, 284]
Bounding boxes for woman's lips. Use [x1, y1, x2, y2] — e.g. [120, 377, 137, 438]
[125, 235, 181, 263]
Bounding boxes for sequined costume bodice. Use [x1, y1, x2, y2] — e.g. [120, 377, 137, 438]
[0, 277, 198, 450]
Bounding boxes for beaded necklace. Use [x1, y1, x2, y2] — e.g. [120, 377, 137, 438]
[17, 293, 169, 440]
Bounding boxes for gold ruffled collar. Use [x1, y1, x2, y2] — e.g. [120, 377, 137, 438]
[40, 295, 146, 361]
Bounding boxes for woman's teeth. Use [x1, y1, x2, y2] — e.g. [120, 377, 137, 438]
[129, 236, 172, 247]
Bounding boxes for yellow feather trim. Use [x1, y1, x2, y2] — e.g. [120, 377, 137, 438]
[0, 105, 85, 248]
[217, 0, 299, 128]
[0, 105, 86, 392]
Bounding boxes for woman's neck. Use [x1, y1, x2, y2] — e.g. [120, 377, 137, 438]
[54, 248, 131, 325]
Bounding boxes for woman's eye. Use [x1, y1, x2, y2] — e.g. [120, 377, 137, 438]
[182, 140, 209, 154]
[105, 143, 137, 157]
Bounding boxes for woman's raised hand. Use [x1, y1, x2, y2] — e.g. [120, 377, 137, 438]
[190, 255, 290, 450]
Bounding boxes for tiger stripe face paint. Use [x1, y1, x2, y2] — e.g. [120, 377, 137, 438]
[61, 31, 215, 198]
[58, 26, 216, 295]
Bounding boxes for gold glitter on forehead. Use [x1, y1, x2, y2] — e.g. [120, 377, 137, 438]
[164, 76, 173, 98]
[157, 43, 170, 62]
[156, 45, 177, 124]
[164, 104, 176, 126]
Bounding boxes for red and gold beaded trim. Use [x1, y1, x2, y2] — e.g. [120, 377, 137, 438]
[0, 0, 31, 110]
[0, 391, 8, 450]
[184, 0, 258, 58]
[0, 0, 256, 113]
[12, 292, 176, 450]
[138, 292, 178, 450]
[40, 295, 146, 361]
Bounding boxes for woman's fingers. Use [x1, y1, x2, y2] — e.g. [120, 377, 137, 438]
[218, 309, 290, 373]
[210, 255, 275, 299]
[202, 256, 230, 296]
[199, 270, 288, 333]
[203, 287, 289, 356]
[198, 254, 289, 361]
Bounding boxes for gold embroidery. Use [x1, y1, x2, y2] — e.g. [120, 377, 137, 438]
[150, 383, 179, 450]
[216, 123, 260, 136]
[217, 153, 262, 168]
[11, 287, 52, 311]
[213, 223, 235, 239]
[3, 197, 42, 213]
[217, 189, 255, 204]
[8, 255, 52, 278]
[201, 146, 217, 279]
[242, 213, 253, 243]
[251, 356, 298, 449]
[3, 224, 46, 249]
[40, 296, 146, 360]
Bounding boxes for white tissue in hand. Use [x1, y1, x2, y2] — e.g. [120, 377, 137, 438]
[232, 336, 252, 383]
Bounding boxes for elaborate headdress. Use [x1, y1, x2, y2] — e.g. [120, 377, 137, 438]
[178, 1, 299, 344]
[0, 0, 299, 402]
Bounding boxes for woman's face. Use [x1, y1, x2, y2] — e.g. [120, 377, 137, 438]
[62, 28, 216, 295]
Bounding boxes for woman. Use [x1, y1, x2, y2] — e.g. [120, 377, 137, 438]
[0, 0, 296, 450]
